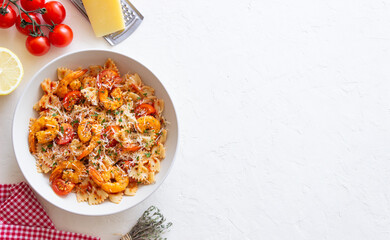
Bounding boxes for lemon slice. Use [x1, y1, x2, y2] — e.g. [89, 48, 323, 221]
[0, 47, 24, 95]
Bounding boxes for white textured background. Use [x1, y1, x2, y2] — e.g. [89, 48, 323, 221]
[1, 0, 390, 239]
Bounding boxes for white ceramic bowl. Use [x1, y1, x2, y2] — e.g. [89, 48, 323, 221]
[12, 50, 178, 216]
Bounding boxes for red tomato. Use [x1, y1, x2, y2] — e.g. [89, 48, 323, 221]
[103, 125, 120, 147]
[97, 69, 120, 90]
[63, 91, 81, 110]
[135, 104, 156, 118]
[56, 123, 74, 145]
[25, 36, 50, 56]
[21, 0, 45, 11]
[52, 178, 75, 196]
[0, 5, 16, 29]
[42, 1, 66, 24]
[16, 13, 41, 35]
[49, 24, 73, 47]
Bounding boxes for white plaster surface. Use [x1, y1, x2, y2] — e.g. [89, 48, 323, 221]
[1, 0, 390, 239]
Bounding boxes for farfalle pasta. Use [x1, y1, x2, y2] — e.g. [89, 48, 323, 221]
[28, 59, 167, 204]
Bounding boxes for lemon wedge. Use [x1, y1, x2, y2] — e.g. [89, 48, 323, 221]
[0, 48, 24, 95]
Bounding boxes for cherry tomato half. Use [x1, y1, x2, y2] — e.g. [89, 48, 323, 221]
[104, 125, 120, 147]
[97, 69, 120, 90]
[63, 91, 81, 110]
[25, 36, 50, 56]
[135, 104, 156, 118]
[0, 5, 16, 29]
[16, 13, 41, 35]
[56, 123, 74, 145]
[21, 0, 45, 11]
[52, 178, 75, 196]
[49, 24, 73, 47]
[42, 1, 66, 24]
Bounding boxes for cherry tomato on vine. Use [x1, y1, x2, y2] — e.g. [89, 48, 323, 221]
[26, 36, 50, 56]
[49, 24, 73, 47]
[42, 1, 65, 24]
[52, 178, 75, 196]
[0, 5, 16, 29]
[20, 0, 45, 11]
[15, 13, 41, 35]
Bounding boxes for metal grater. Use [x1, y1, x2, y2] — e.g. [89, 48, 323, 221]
[69, 0, 143, 46]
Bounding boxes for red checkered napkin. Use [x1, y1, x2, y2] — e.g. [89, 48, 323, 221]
[0, 182, 100, 240]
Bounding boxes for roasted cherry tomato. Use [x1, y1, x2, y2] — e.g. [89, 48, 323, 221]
[63, 91, 81, 110]
[96, 69, 120, 90]
[104, 125, 120, 147]
[42, 1, 66, 24]
[52, 178, 75, 196]
[25, 36, 50, 56]
[122, 143, 141, 152]
[0, 5, 16, 29]
[21, 0, 45, 11]
[16, 13, 41, 35]
[49, 24, 73, 47]
[135, 104, 156, 118]
[56, 123, 74, 145]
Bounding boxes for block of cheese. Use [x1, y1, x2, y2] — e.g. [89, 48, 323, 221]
[82, 0, 125, 37]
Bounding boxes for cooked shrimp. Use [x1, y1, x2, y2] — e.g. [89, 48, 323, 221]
[77, 124, 102, 160]
[89, 166, 129, 193]
[49, 159, 86, 184]
[69, 79, 81, 91]
[77, 119, 94, 143]
[136, 116, 161, 133]
[56, 69, 87, 98]
[28, 116, 59, 153]
[98, 87, 123, 110]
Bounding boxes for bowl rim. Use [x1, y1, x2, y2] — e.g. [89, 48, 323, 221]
[12, 49, 179, 216]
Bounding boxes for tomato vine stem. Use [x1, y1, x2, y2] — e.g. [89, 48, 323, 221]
[3, 0, 54, 37]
